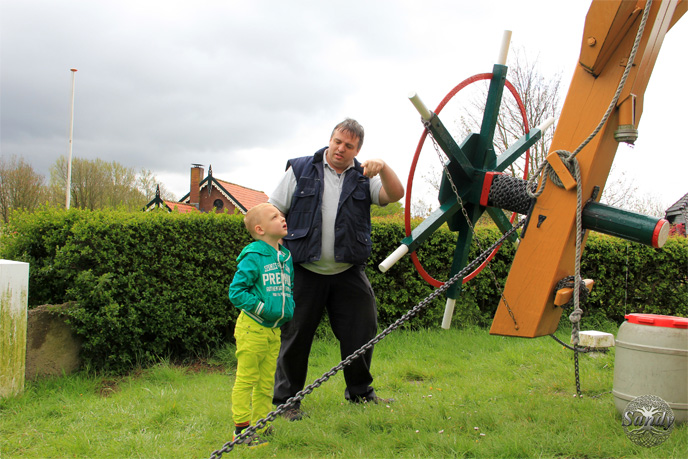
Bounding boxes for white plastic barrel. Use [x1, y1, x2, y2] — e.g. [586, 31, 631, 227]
[613, 313, 688, 423]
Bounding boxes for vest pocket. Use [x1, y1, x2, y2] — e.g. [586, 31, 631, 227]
[284, 227, 309, 241]
[356, 230, 372, 248]
[294, 177, 317, 197]
[352, 189, 367, 199]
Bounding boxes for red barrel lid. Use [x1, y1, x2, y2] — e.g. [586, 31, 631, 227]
[625, 313, 688, 329]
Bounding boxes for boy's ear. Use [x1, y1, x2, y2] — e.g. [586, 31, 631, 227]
[254, 224, 265, 236]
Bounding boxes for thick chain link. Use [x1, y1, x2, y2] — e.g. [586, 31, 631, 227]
[574, 349, 581, 396]
[426, 124, 518, 328]
[208, 219, 525, 459]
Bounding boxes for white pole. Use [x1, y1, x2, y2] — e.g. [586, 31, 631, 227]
[378, 244, 409, 272]
[441, 298, 456, 329]
[408, 91, 433, 121]
[497, 30, 512, 66]
[66, 68, 77, 209]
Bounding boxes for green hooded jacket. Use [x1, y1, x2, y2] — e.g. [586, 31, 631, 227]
[228, 240, 295, 328]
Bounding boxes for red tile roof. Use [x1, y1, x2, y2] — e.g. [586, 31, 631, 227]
[213, 179, 269, 212]
[164, 201, 199, 213]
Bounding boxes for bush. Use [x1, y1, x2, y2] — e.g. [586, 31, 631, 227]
[369, 221, 519, 329]
[370, 218, 686, 330]
[580, 233, 688, 323]
[2, 207, 250, 372]
[2, 207, 685, 373]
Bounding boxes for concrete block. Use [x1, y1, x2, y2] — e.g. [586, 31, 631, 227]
[578, 330, 615, 348]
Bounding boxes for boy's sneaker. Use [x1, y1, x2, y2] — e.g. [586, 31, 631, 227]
[246, 434, 268, 448]
[258, 425, 274, 437]
[232, 432, 268, 448]
[280, 407, 306, 421]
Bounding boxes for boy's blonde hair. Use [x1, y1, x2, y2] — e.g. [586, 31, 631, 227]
[244, 203, 275, 239]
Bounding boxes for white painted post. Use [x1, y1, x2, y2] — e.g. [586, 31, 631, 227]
[441, 298, 456, 330]
[66, 68, 77, 210]
[0, 260, 29, 398]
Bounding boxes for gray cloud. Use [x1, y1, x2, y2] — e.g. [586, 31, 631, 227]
[2, 0, 686, 204]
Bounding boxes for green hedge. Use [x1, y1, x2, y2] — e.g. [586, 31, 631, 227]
[2, 208, 250, 371]
[370, 218, 688, 329]
[1, 208, 686, 373]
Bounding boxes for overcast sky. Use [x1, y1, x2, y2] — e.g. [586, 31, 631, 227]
[1, 0, 686, 209]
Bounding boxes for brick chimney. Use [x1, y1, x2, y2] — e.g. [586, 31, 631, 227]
[190, 164, 204, 208]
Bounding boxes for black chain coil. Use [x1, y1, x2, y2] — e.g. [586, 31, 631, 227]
[554, 275, 590, 309]
[487, 174, 535, 215]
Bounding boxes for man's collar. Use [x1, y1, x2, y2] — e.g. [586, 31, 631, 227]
[323, 148, 354, 173]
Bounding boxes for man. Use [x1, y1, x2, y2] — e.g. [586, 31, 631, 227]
[269, 118, 404, 420]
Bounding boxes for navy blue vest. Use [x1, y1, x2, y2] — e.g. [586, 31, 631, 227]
[283, 147, 372, 265]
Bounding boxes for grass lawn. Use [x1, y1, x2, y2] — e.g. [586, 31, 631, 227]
[1, 326, 685, 458]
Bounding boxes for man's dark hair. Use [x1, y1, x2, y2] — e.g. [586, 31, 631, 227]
[331, 118, 364, 150]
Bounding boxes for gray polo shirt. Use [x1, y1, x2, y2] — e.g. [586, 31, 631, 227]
[269, 153, 383, 275]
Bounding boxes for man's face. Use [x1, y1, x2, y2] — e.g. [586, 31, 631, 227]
[326, 128, 361, 174]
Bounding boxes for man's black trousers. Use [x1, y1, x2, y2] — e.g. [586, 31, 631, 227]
[273, 264, 378, 406]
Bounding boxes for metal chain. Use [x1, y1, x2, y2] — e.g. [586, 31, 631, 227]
[208, 219, 525, 459]
[427, 124, 518, 328]
[550, 334, 613, 399]
[574, 349, 581, 396]
[550, 276, 592, 397]
[549, 334, 586, 397]
[549, 333, 592, 353]
[210, 8, 657, 450]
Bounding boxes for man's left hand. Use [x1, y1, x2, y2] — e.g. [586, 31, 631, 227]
[361, 159, 385, 178]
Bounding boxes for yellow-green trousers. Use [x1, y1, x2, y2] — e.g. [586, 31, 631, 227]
[232, 311, 282, 427]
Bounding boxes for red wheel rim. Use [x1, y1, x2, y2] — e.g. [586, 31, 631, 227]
[404, 74, 530, 287]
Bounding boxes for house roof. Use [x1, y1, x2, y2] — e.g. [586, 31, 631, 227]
[165, 201, 199, 213]
[143, 198, 200, 214]
[210, 178, 269, 212]
[143, 185, 173, 212]
[666, 193, 688, 215]
[143, 184, 201, 213]
[180, 169, 268, 213]
[665, 193, 688, 226]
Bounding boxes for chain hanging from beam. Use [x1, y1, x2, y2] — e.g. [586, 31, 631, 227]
[208, 218, 525, 459]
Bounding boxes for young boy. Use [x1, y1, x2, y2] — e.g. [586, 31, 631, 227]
[228, 202, 295, 446]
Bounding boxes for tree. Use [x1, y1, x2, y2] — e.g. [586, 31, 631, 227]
[415, 48, 563, 217]
[371, 201, 403, 217]
[455, 47, 664, 218]
[599, 168, 639, 209]
[601, 166, 666, 217]
[138, 169, 177, 202]
[49, 156, 148, 211]
[457, 47, 563, 179]
[0, 155, 47, 223]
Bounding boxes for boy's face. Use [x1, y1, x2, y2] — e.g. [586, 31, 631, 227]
[258, 205, 288, 239]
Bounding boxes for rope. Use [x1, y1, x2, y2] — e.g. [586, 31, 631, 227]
[529, 0, 653, 395]
[208, 219, 526, 459]
[210, 7, 655, 453]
